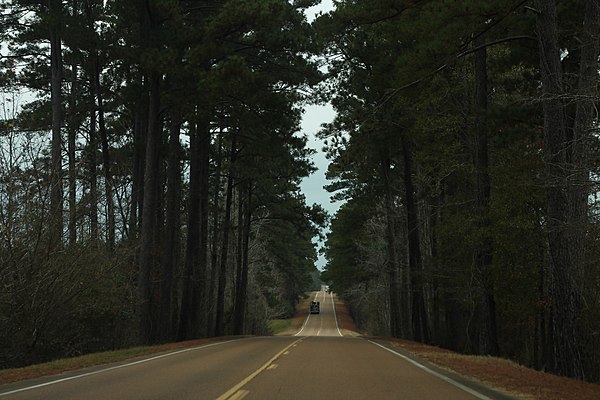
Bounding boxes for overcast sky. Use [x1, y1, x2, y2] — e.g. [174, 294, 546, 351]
[299, 0, 337, 217]
[300, 103, 337, 213]
[299, 1, 338, 269]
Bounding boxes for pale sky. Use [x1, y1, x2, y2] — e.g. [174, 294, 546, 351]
[300, 103, 337, 213]
[300, 0, 337, 216]
[300, 1, 338, 269]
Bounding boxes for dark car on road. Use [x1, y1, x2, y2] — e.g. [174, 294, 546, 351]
[310, 301, 320, 314]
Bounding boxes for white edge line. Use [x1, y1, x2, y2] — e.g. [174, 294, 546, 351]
[0, 339, 245, 397]
[330, 291, 343, 337]
[294, 291, 320, 336]
[367, 340, 494, 400]
[294, 312, 310, 336]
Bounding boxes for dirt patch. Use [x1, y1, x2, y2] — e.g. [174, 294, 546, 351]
[385, 339, 600, 400]
[331, 293, 360, 335]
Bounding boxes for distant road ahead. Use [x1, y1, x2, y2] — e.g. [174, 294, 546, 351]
[0, 290, 513, 400]
[294, 289, 342, 337]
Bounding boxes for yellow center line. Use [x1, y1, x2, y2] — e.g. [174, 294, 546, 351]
[227, 390, 249, 400]
[215, 338, 303, 400]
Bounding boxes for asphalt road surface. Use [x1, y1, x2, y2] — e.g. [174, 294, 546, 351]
[0, 289, 514, 400]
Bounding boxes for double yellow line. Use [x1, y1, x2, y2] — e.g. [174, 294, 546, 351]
[215, 338, 304, 400]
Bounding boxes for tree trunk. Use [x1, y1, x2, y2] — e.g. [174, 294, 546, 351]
[233, 183, 252, 335]
[233, 186, 244, 334]
[215, 136, 237, 337]
[535, 0, 584, 378]
[473, 40, 498, 356]
[49, 0, 63, 251]
[137, 71, 161, 344]
[568, 0, 599, 378]
[89, 102, 98, 241]
[571, 0, 599, 292]
[430, 192, 442, 345]
[67, 59, 78, 245]
[160, 112, 181, 342]
[178, 121, 198, 341]
[401, 135, 430, 344]
[178, 114, 210, 341]
[197, 113, 210, 335]
[94, 55, 115, 252]
[206, 129, 223, 337]
[381, 157, 402, 338]
[129, 79, 147, 239]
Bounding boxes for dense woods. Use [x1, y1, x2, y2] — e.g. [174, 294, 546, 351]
[318, 0, 600, 382]
[0, 0, 324, 368]
[1, 0, 599, 385]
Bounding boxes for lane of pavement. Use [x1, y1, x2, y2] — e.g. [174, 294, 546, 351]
[0, 289, 514, 400]
[295, 289, 342, 337]
[216, 290, 513, 400]
[0, 337, 299, 400]
[232, 336, 492, 400]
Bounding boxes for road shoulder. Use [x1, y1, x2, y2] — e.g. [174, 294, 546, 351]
[367, 338, 519, 400]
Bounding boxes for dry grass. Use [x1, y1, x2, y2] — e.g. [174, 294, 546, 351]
[331, 293, 361, 335]
[0, 338, 223, 386]
[385, 339, 600, 400]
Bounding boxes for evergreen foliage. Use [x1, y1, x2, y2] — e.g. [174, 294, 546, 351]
[316, 0, 600, 381]
[1, 0, 599, 383]
[0, 0, 324, 367]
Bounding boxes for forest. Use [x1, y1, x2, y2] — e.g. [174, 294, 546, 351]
[0, 0, 325, 368]
[318, 0, 600, 383]
[0, 0, 599, 384]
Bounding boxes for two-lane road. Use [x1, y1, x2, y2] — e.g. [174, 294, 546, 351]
[0, 290, 514, 400]
[295, 289, 342, 337]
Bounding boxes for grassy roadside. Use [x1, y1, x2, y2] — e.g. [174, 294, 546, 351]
[270, 292, 315, 336]
[382, 338, 600, 400]
[0, 338, 225, 386]
[268, 318, 293, 334]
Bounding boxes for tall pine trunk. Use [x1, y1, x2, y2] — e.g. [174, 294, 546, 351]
[68, 60, 78, 245]
[160, 112, 181, 342]
[233, 183, 252, 335]
[571, 0, 600, 295]
[137, 71, 161, 343]
[401, 135, 430, 344]
[178, 116, 209, 341]
[129, 80, 147, 238]
[473, 40, 498, 356]
[215, 136, 237, 337]
[381, 157, 402, 338]
[535, 0, 584, 378]
[94, 55, 115, 252]
[89, 100, 98, 241]
[197, 113, 210, 335]
[233, 186, 244, 334]
[206, 130, 223, 337]
[49, 0, 63, 251]
[178, 121, 199, 340]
